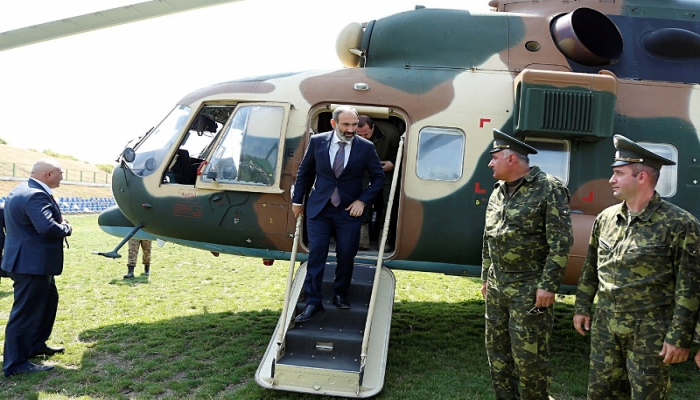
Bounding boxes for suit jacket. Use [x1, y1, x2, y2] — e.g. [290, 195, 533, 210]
[0, 203, 5, 261]
[1, 179, 72, 276]
[0, 204, 6, 264]
[293, 131, 385, 219]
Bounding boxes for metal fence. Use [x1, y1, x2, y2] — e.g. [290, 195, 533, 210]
[0, 161, 112, 184]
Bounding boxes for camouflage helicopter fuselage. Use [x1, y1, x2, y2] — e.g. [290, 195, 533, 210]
[101, 0, 700, 291]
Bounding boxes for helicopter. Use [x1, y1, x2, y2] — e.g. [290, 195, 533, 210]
[93, 0, 700, 288]
[3, 0, 700, 397]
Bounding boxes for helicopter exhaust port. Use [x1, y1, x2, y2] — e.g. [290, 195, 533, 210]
[551, 7, 623, 66]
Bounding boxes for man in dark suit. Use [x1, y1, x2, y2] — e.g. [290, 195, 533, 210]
[2, 159, 72, 377]
[292, 106, 384, 322]
[0, 203, 6, 280]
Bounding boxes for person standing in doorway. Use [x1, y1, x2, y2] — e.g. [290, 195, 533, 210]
[356, 115, 400, 251]
[291, 106, 384, 322]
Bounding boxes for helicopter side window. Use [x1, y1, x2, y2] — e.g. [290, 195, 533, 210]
[202, 105, 284, 186]
[416, 127, 465, 181]
[635, 142, 678, 197]
[525, 138, 570, 185]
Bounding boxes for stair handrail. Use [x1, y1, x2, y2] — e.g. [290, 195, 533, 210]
[275, 214, 304, 347]
[359, 134, 405, 371]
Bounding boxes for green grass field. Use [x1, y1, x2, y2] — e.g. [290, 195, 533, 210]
[0, 215, 698, 399]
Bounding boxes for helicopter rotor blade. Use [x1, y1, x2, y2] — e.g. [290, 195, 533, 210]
[0, 0, 243, 52]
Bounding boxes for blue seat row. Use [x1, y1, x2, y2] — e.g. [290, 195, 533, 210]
[57, 197, 116, 213]
[1, 196, 115, 213]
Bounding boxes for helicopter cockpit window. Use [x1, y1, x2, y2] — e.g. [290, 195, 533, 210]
[164, 105, 233, 185]
[416, 127, 465, 181]
[526, 138, 570, 185]
[202, 105, 284, 186]
[636, 142, 678, 197]
[127, 105, 192, 177]
[179, 115, 221, 158]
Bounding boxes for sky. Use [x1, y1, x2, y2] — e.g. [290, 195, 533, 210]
[0, 0, 490, 165]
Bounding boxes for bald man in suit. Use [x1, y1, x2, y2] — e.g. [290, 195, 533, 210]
[2, 159, 72, 377]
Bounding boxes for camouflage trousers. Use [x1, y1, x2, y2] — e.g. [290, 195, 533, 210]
[127, 239, 152, 267]
[587, 308, 672, 400]
[485, 277, 553, 400]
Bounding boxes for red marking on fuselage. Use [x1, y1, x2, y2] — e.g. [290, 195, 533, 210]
[173, 203, 203, 218]
[582, 192, 594, 202]
[475, 182, 487, 194]
[479, 118, 491, 128]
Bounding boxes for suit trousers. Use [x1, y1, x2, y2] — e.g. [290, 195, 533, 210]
[3, 273, 59, 374]
[304, 203, 361, 306]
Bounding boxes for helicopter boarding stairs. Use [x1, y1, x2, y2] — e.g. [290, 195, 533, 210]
[255, 135, 405, 397]
[255, 261, 395, 397]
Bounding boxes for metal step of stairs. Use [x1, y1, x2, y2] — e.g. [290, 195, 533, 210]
[255, 262, 395, 398]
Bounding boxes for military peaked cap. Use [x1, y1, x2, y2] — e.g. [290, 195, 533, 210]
[612, 134, 675, 169]
[490, 129, 538, 155]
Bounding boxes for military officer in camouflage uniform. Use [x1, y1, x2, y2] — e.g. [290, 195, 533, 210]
[481, 129, 573, 400]
[574, 134, 700, 400]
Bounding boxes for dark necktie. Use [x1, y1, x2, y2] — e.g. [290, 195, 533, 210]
[330, 142, 347, 207]
[51, 194, 70, 249]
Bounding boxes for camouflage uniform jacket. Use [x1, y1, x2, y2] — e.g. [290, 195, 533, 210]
[481, 166, 573, 293]
[575, 192, 700, 349]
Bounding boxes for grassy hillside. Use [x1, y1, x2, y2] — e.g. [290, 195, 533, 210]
[0, 180, 113, 199]
[0, 144, 113, 172]
[0, 144, 114, 198]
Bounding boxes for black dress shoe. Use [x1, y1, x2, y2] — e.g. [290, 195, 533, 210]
[30, 345, 65, 357]
[294, 304, 325, 323]
[5, 363, 54, 377]
[332, 295, 350, 309]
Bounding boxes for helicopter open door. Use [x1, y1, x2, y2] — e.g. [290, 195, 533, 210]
[298, 105, 406, 256]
